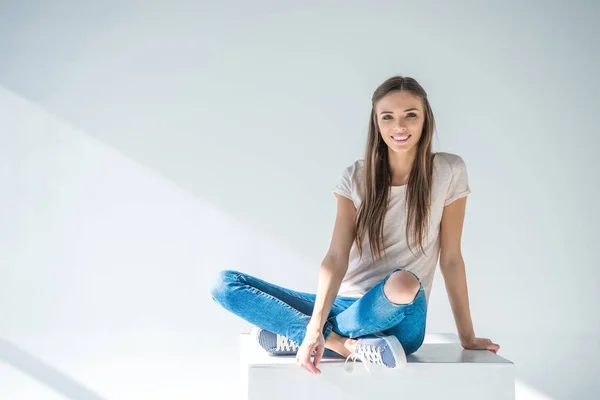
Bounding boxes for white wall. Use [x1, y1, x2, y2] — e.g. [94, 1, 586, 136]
[1, 1, 598, 399]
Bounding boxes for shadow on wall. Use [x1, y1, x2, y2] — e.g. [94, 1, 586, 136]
[0, 337, 106, 400]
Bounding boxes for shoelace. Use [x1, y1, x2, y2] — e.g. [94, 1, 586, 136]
[276, 335, 299, 352]
[343, 342, 384, 374]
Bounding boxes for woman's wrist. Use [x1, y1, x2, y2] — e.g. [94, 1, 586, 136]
[460, 333, 476, 345]
[307, 319, 324, 333]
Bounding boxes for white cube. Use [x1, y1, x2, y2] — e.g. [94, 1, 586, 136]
[240, 333, 514, 400]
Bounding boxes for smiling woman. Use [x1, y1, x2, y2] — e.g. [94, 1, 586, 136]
[380, 104, 421, 147]
[210, 75, 499, 376]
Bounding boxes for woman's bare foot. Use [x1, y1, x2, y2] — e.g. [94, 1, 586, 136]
[325, 331, 358, 358]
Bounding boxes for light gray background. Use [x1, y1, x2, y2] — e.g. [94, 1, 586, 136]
[0, 1, 598, 399]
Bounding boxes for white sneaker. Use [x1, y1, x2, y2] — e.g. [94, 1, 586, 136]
[251, 327, 299, 355]
[345, 333, 407, 373]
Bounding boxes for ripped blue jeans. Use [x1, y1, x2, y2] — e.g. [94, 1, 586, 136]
[210, 268, 427, 355]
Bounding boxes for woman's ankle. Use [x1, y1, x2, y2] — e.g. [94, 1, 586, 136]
[344, 337, 358, 353]
[324, 331, 355, 358]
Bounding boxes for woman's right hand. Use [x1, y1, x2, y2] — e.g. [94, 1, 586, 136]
[296, 327, 325, 374]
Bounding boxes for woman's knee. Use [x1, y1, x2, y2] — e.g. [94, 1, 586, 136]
[383, 270, 421, 305]
[403, 332, 425, 355]
[210, 269, 240, 304]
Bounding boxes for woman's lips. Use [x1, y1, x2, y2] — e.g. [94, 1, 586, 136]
[391, 134, 411, 143]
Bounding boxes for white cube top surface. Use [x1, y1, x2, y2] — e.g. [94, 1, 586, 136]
[240, 333, 513, 367]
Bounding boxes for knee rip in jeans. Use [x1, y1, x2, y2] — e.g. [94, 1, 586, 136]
[383, 270, 421, 306]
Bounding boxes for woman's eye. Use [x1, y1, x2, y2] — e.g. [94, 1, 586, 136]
[383, 113, 417, 120]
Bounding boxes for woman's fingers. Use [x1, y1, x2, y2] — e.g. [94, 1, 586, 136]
[313, 346, 324, 370]
[304, 349, 320, 374]
[296, 345, 321, 374]
[295, 331, 326, 374]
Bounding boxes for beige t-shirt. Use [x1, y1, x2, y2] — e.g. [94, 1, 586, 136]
[332, 152, 471, 306]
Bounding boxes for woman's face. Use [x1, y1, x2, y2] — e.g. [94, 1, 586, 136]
[375, 91, 425, 154]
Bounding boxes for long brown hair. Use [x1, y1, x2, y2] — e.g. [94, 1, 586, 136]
[355, 76, 436, 261]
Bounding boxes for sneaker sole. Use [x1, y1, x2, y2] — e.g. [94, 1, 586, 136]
[250, 326, 262, 348]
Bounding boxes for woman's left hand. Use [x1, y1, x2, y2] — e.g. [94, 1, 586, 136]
[461, 337, 500, 353]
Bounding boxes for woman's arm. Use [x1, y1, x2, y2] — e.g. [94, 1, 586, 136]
[439, 196, 500, 353]
[306, 255, 348, 331]
[308, 194, 356, 331]
[296, 194, 356, 374]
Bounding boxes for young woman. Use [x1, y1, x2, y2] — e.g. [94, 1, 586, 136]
[210, 76, 500, 375]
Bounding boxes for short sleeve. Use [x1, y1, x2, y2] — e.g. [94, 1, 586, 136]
[444, 155, 471, 206]
[332, 164, 353, 201]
